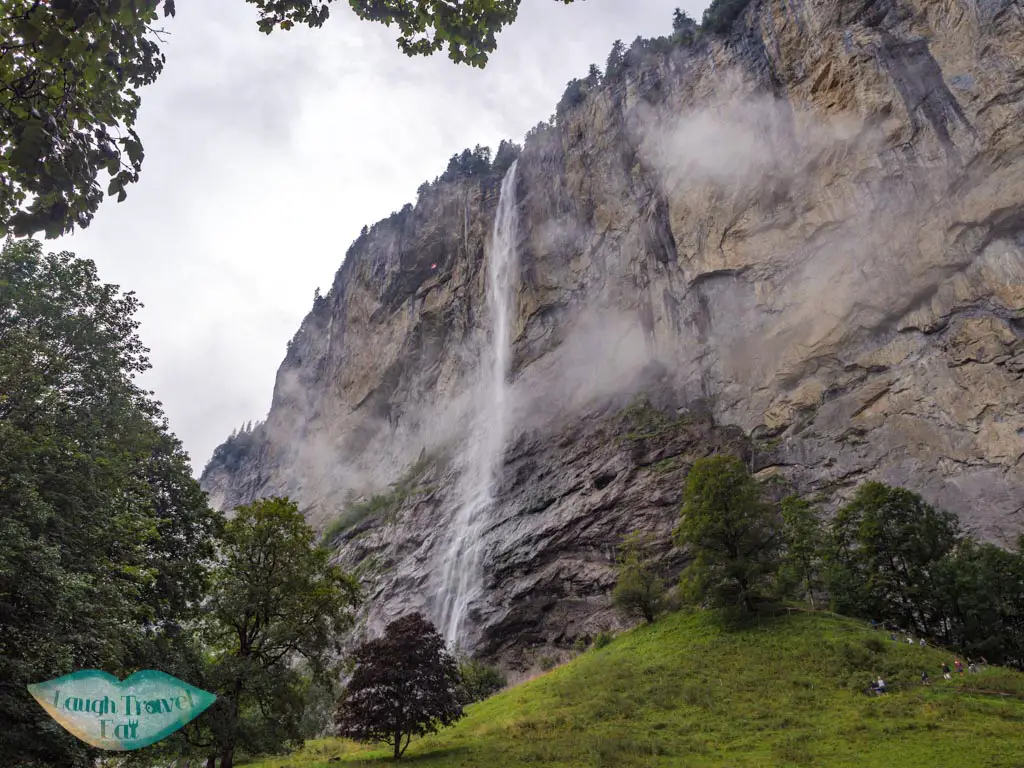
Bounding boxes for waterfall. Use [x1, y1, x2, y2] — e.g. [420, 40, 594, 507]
[437, 161, 520, 647]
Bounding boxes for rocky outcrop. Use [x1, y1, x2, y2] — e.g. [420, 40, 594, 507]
[201, 0, 1024, 665]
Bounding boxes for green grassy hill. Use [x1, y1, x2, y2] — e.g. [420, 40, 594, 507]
[241, 610, 1024, 768]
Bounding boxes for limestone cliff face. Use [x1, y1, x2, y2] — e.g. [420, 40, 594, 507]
[201, 0, 1024, 667]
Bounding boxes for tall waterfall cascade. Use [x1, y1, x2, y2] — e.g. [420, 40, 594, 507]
[436, 161, 520, 647]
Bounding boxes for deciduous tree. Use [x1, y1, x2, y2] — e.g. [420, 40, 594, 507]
[934, 538, 1024, 667]
[0, 238, 220, 767]
[201, 497, 361, 768]
[457, 658, 507, 704]
[825, 482, 960, 636]
[337, 613, 464, 760]
[778, 495, 823, 609]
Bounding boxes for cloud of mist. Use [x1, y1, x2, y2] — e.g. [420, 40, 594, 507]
[509, 306, 657, 434]
[623, 83, 981, 423]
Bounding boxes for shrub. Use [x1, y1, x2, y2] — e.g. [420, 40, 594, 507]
[593, 630, 615, 650]
[863, 636, 887, 654]
[459, 659, 507, 703]
[663, 584, 685, 614]
[539, 655, 557, 672]
[612, 530, 665, 623]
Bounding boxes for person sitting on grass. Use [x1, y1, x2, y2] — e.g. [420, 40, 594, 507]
[942, 663, 952, 680]
[921, 671, 930, 685]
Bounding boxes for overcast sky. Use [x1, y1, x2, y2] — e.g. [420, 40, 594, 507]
[54, 0, 709, 476]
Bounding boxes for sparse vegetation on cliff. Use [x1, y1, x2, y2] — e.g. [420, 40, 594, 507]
[617, 394, 692, 442]
[384, 4, 717, 243]
[322, 451, 440, 544]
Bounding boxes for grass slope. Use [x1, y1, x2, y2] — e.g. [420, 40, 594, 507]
[241, 610, 1024, 768]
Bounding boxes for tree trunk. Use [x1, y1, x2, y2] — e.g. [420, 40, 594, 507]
[206, 756, 216, 768]
[393, 730, 402, 760]
[220, 675, 243, 768]
[739, 576, 752, 613]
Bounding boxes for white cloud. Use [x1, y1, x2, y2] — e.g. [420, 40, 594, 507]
[54, 0, 709, 473]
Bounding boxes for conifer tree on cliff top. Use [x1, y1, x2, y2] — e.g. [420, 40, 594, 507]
[337, 613, 464, 760]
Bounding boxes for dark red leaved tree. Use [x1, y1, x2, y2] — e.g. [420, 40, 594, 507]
[336, 613, 464, 760]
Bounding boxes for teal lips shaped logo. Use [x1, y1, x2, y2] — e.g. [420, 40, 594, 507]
[27, 670, 216, 751]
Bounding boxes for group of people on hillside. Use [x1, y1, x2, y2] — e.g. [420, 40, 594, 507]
[934, 657, 983, 680]
[873, 659, 987, 693]
[867, 619, 988, 695]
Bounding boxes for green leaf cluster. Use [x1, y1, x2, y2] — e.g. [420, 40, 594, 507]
[824, 481, 1024, 667]
[674, 454, 782, 613]
[778, 495, 823, 609]
[825, 482, 961, 635]
[611, 531, 665, 624]
[0, 0, 568, 239]
[0, 238, 220, 766]
[457, 659, 507, 704]
[0, 0, 171, 237]
[190, 497, 361, 768]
